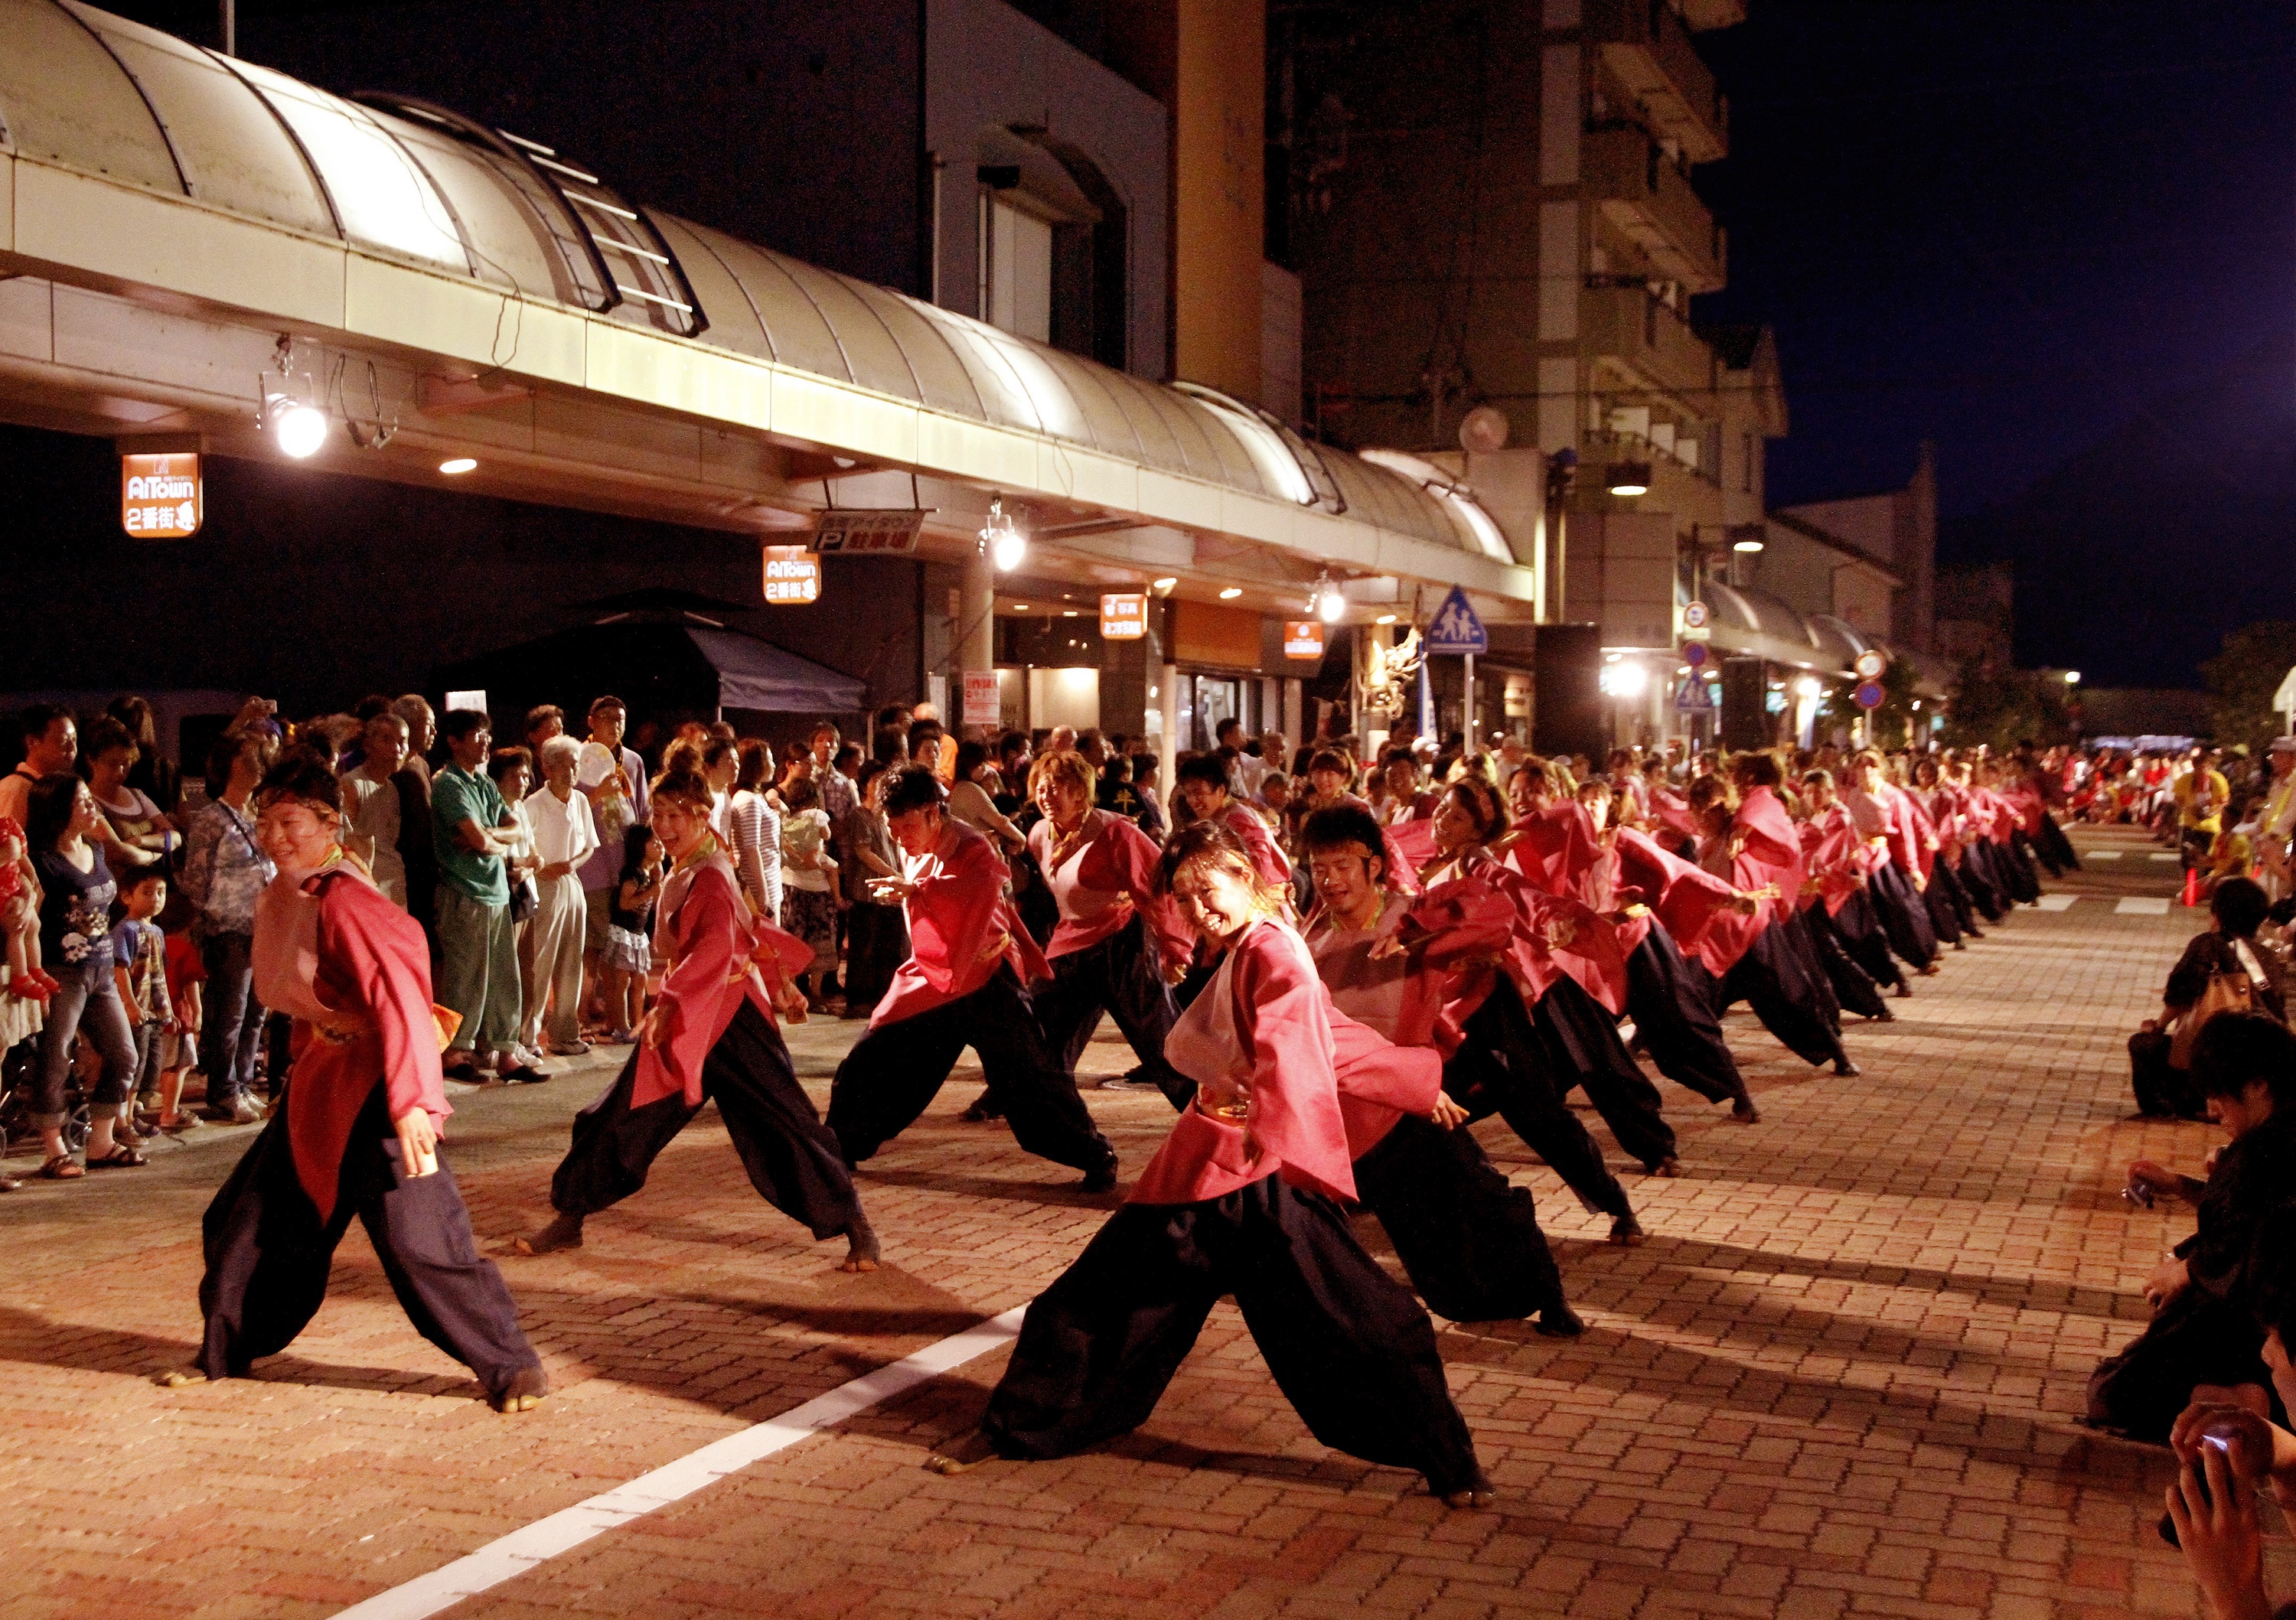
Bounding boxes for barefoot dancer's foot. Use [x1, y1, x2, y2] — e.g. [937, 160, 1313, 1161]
[923, 1428, 1000, 1475]
[840, 1211, 881, 1273]
[491, 1364, 550, 1413]
[157, 1368, 208, 1387]
[514, 1214, 585, 1257]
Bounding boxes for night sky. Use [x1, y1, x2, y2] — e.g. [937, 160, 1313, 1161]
[1700, 0, 2295, 522]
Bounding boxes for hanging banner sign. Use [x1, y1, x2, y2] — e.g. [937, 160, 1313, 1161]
[1282, 621, 1326, 660]
[762, 545, 821, 604]
[121, 452, 201, 539]
[1100, 593, 1147, 640]
[810, 508, 925, 554]
[963, 670, 1001, 727]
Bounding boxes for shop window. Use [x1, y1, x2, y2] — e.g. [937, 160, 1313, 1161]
[980, 193, 1053, 343]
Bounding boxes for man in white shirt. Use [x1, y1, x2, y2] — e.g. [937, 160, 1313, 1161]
[524, 735, 602, 1056]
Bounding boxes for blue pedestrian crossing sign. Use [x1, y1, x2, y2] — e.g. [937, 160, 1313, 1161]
[1425, 586, 1488, 654]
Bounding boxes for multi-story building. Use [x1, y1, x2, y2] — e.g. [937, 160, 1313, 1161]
[0, 0, 1542, 777]
[1283, 0, 1939, 752]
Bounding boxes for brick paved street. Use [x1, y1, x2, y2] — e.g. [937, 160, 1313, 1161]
[0, 825, 2258, 1618]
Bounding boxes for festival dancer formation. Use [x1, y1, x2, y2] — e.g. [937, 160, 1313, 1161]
[165, 742, 2062, 1509]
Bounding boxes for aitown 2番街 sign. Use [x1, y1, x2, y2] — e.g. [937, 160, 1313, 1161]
[122, 452, 201, 538]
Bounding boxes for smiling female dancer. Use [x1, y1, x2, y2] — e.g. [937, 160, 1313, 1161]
[928, 820, 1495, 1508]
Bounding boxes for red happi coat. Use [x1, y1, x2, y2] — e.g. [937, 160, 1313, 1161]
[631, 851, 814, 1110]
[1029, 808, 1192, 976]
[872, 818, 1052, 1028]
[1495, 803, 1606, 906]
[252, 863, 448, 1224]
[1130, 918, 1419, 1204]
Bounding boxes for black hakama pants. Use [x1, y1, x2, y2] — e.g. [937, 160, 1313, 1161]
[827, 963, 1118, 1176]
[1625, 921, 1753, 1110]
[550, 1001, 861, 1239]
[1029, 914, 1191, 1108]
[1446, 979, 1636, 1215]
[1805, 905, 1891, 1020]
[2003, 834, 2044, 902]
[1960, 844, 2013, 920]
[842, 902, 909, 1018]
[2038, 813, 2081, 872]
[981, 1173, 1486, 1495]
[1711, 918, 1850, 1069]
[1929, 856, 1981, 935]
[1828, 889, 1905, 990]
[1922, 865, 1965, 945]
[1352, 1114, 1569, 1323]
[195, 1084, 540, 1397]
[1867, 863, 1939, 970]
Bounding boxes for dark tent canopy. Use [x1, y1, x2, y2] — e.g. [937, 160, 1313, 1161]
[439, 617, 868, 744]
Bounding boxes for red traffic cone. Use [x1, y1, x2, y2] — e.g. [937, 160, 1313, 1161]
[2182, 866, 2200, 908]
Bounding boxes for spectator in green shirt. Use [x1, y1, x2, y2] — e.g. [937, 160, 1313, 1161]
[432, 710, 540, 1084]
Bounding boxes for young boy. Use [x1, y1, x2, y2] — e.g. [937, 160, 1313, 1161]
[158, 909, 205, 1132]
[112, 866, 178, 1134]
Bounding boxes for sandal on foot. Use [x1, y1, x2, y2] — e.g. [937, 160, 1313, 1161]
[39, 1154, 84, 1180]
[86, 1145, 149, 1169]
[158, 1368, 208, 1388]
[1438, 1468, 1497, 1509]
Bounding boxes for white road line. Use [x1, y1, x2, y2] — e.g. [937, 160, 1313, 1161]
[330, 1306, 1028, 1620]
[2085, 850, 2121, 862]
[2116, 896, 2172, 915]
[2033, 893, 2079, 911]
[2148, 852, 2181, 863]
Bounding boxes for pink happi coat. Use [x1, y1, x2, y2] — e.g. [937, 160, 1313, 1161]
[252, 862, 449, 1224]
[633, 849, 814, 1109]
[1613, 826, 1743, 958]
[872, 818, 1052, 1028]
[1220, 803, 1293, 889]
[1797, 801, 1883, 917]
[1130, 918, 1426, 1204]
[1029, 808, 1192, 976]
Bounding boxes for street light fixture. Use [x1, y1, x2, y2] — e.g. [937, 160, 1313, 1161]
[2064, 670, 2082, 685]
[1309, 571, 1346, 624]
[980, 495, 1027, 572]
[1605, 461, 1652, 497]
[1732, 538, 1764, 553]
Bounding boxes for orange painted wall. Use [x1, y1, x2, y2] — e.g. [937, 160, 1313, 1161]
[1104, 0, 1265, 403]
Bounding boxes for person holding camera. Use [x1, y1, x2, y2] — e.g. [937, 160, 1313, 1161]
[2090, 1012, 2296, 1443]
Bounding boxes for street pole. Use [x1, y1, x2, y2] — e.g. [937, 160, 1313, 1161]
[1463, 652, 1476, 748]
[220, 0, 234, 54]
